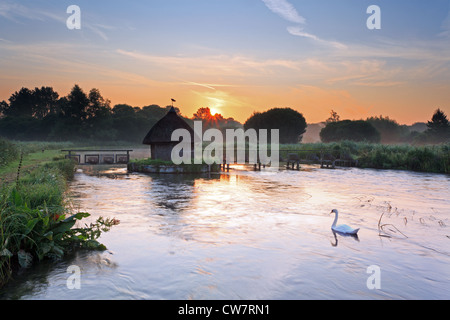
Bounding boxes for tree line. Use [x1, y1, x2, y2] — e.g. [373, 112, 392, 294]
[0, 84, 448, 145]
[319, 110, 449, 144]
[0, 85, 190, 142]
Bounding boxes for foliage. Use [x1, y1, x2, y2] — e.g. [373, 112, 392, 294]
[326, 110, 340, 124]
[0, 138, 19, 167]
[244, 108, 307, 144]
[0, 157, 118, 287]
[426, 109, 450, 143]
[320, 120, 381, 143]
[280, 141, 450, 174]
[0, 85, 193, 143]
[192, 107, 242, 133]
[366, 116, 411, 144]
[128, 158, 221, 173]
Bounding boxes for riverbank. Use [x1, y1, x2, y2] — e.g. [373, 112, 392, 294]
[0, 140, 118, 288]
[128, 158, 221, 174]
[280, 141, 449, 174]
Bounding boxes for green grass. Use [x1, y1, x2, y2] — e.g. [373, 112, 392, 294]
[280, 141, 450, 174]
[0, 152, 119, 288]
[128, 158, 221, 173]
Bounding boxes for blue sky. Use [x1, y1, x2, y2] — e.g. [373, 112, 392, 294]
[1, 0, 449, 123]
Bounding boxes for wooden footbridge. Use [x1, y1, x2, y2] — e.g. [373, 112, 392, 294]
[219, 149, 358, 171]
[61, 148, 358, 172]
[62, 149, 133, 165]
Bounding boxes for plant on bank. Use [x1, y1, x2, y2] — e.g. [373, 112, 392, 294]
[0, 158, 119, 287]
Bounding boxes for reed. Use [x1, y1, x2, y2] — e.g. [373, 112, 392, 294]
[281, 141, 450, 174]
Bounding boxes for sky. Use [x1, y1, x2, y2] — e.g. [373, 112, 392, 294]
[1, 0, 449, 124]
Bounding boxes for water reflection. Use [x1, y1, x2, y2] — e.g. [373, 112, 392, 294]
[0, 250, 116, 300]
[330, 231, 360, 247]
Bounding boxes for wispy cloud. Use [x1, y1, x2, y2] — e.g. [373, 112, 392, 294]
[116, 49, 304, 78]
[261, 0, 345, 49]
[261, 0, 306, 24]
[287, 26, 347, 49]
[0, 1, 112, 41]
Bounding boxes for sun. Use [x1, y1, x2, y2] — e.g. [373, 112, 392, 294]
[209, 107, 220, 116]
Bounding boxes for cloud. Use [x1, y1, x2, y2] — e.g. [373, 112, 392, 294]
[261, 0, 306, 24]
[0, 1, 112, 41]
[116, 49, 304, 78]
[262, 1, 346, 49]
[287, 26, 347, 49]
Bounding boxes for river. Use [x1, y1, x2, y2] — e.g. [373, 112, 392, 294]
[1, 165, 449, 300]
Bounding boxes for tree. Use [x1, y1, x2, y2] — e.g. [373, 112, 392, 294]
[326, 110, 340, 124]
[6, 87, 35, 118]
[366, 115, 410, 144]
[426, 109, 449, 142]
[0, 100, 8, 119]
[87, 88, 110, 119]
[320, 120, 380, 143]
[193, 107, 215, 121]
[64, 84, 90, 121]
[31, 87, 59, 119]
[244, 108, 307, 144]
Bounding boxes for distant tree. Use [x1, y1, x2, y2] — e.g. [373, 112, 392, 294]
[6, 87, 35, 118]
[111, 104, 143, 142]
[366, 115, 410, 144]
[426, 109, 450, 143]
[87, 88, 111, 119]
[32, 86, 60, 119]
[84, 88, 114, 140]
[64, 84, 90, 122]
[192, 107, 240, 133]
[193, 107, 215, 121]
[320, 120, 380, 143]
[0, 100, 8, 119]
[326, 110, 340, 124]
[244, 108, 307, 144]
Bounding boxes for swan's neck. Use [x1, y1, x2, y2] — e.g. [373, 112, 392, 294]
[332, 212, 339, 228]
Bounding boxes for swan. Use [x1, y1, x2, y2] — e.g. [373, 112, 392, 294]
[330, 209, 360, 235]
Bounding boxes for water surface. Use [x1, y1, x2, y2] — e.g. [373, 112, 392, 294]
[1, 165, 449, 300]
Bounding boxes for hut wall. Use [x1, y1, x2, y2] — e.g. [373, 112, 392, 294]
[151, 144, 174, 161]
[151, 143, 194, 162]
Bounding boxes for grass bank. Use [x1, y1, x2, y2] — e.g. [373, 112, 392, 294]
[128, 158, 221, 174]
[280, 141, 450, 174]
[0, 141, 119, 288]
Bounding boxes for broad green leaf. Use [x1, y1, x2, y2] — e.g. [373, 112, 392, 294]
[18, 250, 33, 268]
[51, 220, 76, 235]
[74, 212, 90, 220]
[25, 218, 39, 235]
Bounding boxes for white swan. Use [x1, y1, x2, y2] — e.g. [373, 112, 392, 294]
[330, 209, 360, 235]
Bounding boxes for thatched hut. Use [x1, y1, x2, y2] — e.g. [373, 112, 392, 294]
[142, 107, 195, 162]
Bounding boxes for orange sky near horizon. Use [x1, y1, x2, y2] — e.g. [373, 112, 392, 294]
[1, 78, 448, 126]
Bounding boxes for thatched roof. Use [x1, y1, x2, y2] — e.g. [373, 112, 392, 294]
[143, 107, 195, 145]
